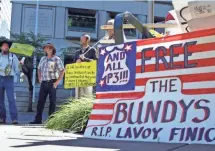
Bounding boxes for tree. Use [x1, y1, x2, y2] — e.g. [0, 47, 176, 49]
[0, 36, 8, 41]
[11, 31, 47, 50]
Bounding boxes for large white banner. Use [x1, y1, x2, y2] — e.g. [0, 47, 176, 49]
[84, 28, 215, 144]
[173, 0, 215, 32]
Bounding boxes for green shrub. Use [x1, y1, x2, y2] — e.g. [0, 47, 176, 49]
[45, 96, 94, 132]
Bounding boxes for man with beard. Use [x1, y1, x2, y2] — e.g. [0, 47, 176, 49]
[0, 40, 20, 124]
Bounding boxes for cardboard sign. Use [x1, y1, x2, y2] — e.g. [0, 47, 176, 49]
[165, 10, 183, 35]
[84, 28, 215, 144]
[172, 0, 191, 33]
[188, 1, 215, 19]
[9, 43, 35, 57]
[173, 0, 215, 33]
[188, 15, 215, 32]
[188, 1, 215, 32]
[64, 61, 97, 89]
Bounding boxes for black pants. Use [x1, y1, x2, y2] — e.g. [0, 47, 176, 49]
[35, 79, 57, 122]
[22, 66, 33, 91]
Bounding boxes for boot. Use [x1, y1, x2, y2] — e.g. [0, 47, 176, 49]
[12, 120, 18, 125]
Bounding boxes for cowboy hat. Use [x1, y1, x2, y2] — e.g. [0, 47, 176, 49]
[43, 43, 56, 55]
[0, 40, 13, 48]
[107, 19, 114, 25]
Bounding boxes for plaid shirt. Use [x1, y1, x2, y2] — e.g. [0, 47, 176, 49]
[38, 56, 64, 81]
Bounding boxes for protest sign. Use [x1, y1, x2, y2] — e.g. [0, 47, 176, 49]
[84, 28, 215, 144]
[173, 0, 215, 33]
[64, 60, 97, 89]
[9, 43, 35, 57]
[188, 1, 215, 19]
[172, 0, 191, 33]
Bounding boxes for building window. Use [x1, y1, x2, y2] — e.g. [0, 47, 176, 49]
[155, 1, 173, 5]
[68, 8, 97, 33]
[154, 16, 165, 34]
[108, 12, 137, 38]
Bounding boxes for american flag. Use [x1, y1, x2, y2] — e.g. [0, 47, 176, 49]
[86, 28, 215, 128]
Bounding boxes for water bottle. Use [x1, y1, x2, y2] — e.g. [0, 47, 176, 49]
[14, 93, 16, 100]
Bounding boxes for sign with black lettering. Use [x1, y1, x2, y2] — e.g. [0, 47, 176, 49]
[84, 28, 215, 144]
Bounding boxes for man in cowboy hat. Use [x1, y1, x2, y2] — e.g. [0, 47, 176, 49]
[96, 19, 116, 52]
[106, 19, 115, 40]
[0, 40, 20, 124]
[30, 43, 65, 124]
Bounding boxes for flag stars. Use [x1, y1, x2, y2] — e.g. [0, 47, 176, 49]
[99, 80, 105, 87]
[125, 45, 132, 51]
[100, 49, 106, 55]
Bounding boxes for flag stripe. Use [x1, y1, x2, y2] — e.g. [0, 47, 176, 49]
[136, 42, 215, 60]
[136, 66, 215, 79]
[89, 114, 113, 120]
[87, 120, 111, 126]
[97, 72, 215, 94]
[96, 92, 145, 99]
[91, 110, 113, 114]
[96, 86, 145, 94]
[136, 50, 215, 66]
[136, 28, 215, 46]
[96, 83, 215, 99]
[136, 72, 215, 86]
[137, 35, 215, 53]
[93, 82, 215, 110]
[90, 89, 215, 121]
[183, 81, 215, 89]
[136, 58, 215, 73]
[182, 88, 215, 95]
[93, 103, 115, 109]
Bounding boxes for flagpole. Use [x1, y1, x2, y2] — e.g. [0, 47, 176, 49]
[147, 0, 154, 26]
[32, 0, 39, 103]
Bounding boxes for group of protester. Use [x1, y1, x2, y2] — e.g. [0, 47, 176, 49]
[0, 19, 115, 124]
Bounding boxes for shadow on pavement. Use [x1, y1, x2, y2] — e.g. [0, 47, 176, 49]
[8, 137, 191, 151]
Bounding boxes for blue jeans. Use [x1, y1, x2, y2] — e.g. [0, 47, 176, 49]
[0, 76, 18, 121]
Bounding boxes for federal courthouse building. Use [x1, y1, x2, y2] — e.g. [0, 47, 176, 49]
[8, 1, 173, 111]
[10, 1, 173, 54]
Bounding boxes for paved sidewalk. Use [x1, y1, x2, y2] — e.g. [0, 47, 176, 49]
[0, 112, 214, 151]
[0, 125, 215, 151]
[5, 112, 48, 124]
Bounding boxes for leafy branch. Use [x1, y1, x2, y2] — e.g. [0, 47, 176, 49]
[10, 31, 48, 50]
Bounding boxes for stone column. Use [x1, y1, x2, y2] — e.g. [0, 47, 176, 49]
[97, 11, 108, 39]
[10, 3, 23, 34]
[55, 7, 66, 39]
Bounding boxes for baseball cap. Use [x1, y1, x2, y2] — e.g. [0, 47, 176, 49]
[82, 34, 91, 41]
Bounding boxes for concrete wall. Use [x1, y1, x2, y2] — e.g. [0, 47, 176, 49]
[0, 0, 12, 38]
[11, 1, 173, 17]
